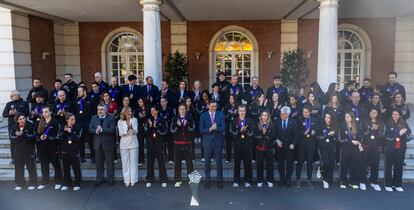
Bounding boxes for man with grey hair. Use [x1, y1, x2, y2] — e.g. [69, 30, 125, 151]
[89, 104, 116, 186]
[2, 90, 29, 164]
[275, 106, 298, 188]
[94, 72, 109, 93]
[243, 76, 264, 104]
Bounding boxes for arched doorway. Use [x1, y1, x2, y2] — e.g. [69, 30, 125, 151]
[101, 27, 144, 85]
[337, 24, 371, 88]
[209, 26, 259, 89]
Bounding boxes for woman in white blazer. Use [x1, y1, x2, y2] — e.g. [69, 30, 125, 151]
[117, 106, 139, 187]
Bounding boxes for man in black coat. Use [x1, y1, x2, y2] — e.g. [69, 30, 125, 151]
[48, 79, 64, 105]
[26, 78, 48, 106]
[76, 86, 95, 163]
[243, 76, 264, 104]
[158, 80, 176, 108]
[63, 73, 78, 101]
[275, 106, 298, 188]
[225, 75, 244, 103]
[266, 75, 288, 105]
[121, 75, 140, 109]
[140, 76, 159, 105]
[2, 90, 29, 164]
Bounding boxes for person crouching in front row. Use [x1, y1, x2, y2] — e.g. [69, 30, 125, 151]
[10, 113, 37, 191]
[145, 105, 168, 188]
[171, 103, 196, 187]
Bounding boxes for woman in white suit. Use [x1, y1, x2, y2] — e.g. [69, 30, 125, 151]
[118, 106, 139, 187]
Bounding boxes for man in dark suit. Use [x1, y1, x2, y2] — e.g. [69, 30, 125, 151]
[94, 72, 109, 93]
[225, 75, 244, 103]
[266, 75, 288, 105]
[243, 76, 264, 104]
[158, 80, 176, 108]
[140, 76, 159, 105]
[108, 76, 122, 108]
[199, 100, 226, 189]
[26, 78, 48, 106]
[275, 106, 298, 188]
[121, 75, 140, 109]
[62, 73, 78, 101]
[89, 105, 116, 186]
[210, 83, 225, 111]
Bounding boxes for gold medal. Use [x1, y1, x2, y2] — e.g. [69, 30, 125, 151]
[19, 127, 23, 131]
[37, 118, 40, 121]
[79, 110, 83, 114]
[153, 133, 157, 138]
[396, 137, 400, 142]
[370, 135, 375, 140]
[241, 134, 245, 139]
[112, 98, 115, 101]
[326, 139, 330, 143]
[356, 117, 360, 121]
[307, 134, 310, 138]
[68, 140, 72, 144]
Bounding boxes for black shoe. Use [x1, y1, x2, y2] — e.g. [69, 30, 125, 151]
[285, 181, 291, 188]
[107, 181, 114, 186]
[278, 181, 285, 187]
[81, 158, 86, 163]
[204, 181, 211, 189]
[95, 181, 104, 187]
[217, 182, 223, 189]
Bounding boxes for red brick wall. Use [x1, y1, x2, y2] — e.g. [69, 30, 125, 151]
[28, 15, 56, 89]
[187, 20, 281, 90]
[78, 21, 171, 85]
[298, 18, 395, 86]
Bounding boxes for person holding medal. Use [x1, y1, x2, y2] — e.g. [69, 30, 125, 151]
[36, 106, 63, 190]
[344, 91, 368, 127]
[118, 107, 139, 187]
[10, 113, 37, 191]
[383, 71, 406, 107]
[30, 93, 47, 128]
[59, 113, 83, 191]
[170, 103, 196, 187]
[225, 75, 244, 104]
[295, 106, 318, 188]
[316, 112, 339, 189]
[360, 108, 385, 191]
[384, 110, 412, 192]
[159, 97, 175, 164]
[304, 92, 322, 120]
[243, 76, 263, 104]
[338, 112, 363, 189]
[53, 90, 75, 125]
[254, 110, 276, 188]
[135, 98, 148, 165]
[230, 105, 254, 188]
[145, 105, 168, 188]
[108, 76, 122, 107]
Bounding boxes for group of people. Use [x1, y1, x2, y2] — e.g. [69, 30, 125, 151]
[2, 70, 412, 193]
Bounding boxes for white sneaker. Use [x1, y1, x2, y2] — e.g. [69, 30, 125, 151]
[340, 184, 346, 189]
[174, 182, 182, 187]
[359, 183, 366, 191]
[73, 186, 81, 191]
[168, 161, 174, 165]
[252, 160, 256, 164]
[161, 183, 167, 188]
[323, 180, 329, 189]
[370, 183, 381, 191]
[395, 187, 404, 192]
[385, 187, 393, 192]
[232, 182, 239, 188]
[349, 184, 359, 189]
[316, 167, 321, 179]
[37, 185, 46, 190]
[257, 182, 263, 188]
[146, 183, 152, 188]
[14, 186, 22, 191]
[267, 182, 273, 188]
[201, 158, 205, 162]
[181, 160, 185, 164]
[125, 183, 130, 187]
[225, 160, 230, 164]
[245, 182, 251, 188]
[54, 184, 62, 190]
[61, 186, 68, 191]
[27, 186, 35, 190]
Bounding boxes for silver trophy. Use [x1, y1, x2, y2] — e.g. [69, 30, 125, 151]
[188, 170, 202, 206]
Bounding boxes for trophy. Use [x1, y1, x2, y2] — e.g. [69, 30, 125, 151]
[188, 170, 202, 206]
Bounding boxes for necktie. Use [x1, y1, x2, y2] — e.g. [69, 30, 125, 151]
[99, 117, 104, 126]
[130, 85, 133, 92]
[210, 113, 215, 124]
[283, 120, 287, 130]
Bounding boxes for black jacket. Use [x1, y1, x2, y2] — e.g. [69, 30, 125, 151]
[170, 115, 196, 143]
[275, 118, 298, 146]
[254, 122, 276, 150]
[230, 117, 254, 145]
[2, 99, 29, 129]
[9, 121, 36, 158]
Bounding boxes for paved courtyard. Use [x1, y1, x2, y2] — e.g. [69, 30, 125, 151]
[0, 181, 412, 210]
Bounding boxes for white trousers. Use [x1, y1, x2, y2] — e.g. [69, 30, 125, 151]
[120, 147, 139, 185]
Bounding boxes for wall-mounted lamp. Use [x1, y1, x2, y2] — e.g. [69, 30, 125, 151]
[267, 51, 274, 59]
[41, 52, 51, 60]
[195, 52, 201, 60]
[307, 50, 313, 58]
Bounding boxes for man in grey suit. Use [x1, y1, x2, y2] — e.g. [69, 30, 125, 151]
[89, 105, 116, 186]
[199, 100, 226, 189]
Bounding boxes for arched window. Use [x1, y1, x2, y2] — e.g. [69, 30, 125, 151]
[213, 31, 254, 89]
[337, 29, 367, 88]
[108, 32, 144, 85]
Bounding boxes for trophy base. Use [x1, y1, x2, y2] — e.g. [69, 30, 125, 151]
[190, 196, 199, 206]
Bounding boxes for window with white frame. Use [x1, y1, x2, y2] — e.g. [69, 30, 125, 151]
[337, 29, 365, 88]
[108, 32, 144, 85]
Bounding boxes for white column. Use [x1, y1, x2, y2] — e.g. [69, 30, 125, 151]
[317, 0, 338, 91]
[140, 0, 162, 87]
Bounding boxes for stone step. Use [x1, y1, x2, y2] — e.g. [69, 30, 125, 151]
[2, 168, 414, 183]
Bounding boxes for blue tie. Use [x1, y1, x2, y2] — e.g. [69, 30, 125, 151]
[283, 120, 287, 130]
